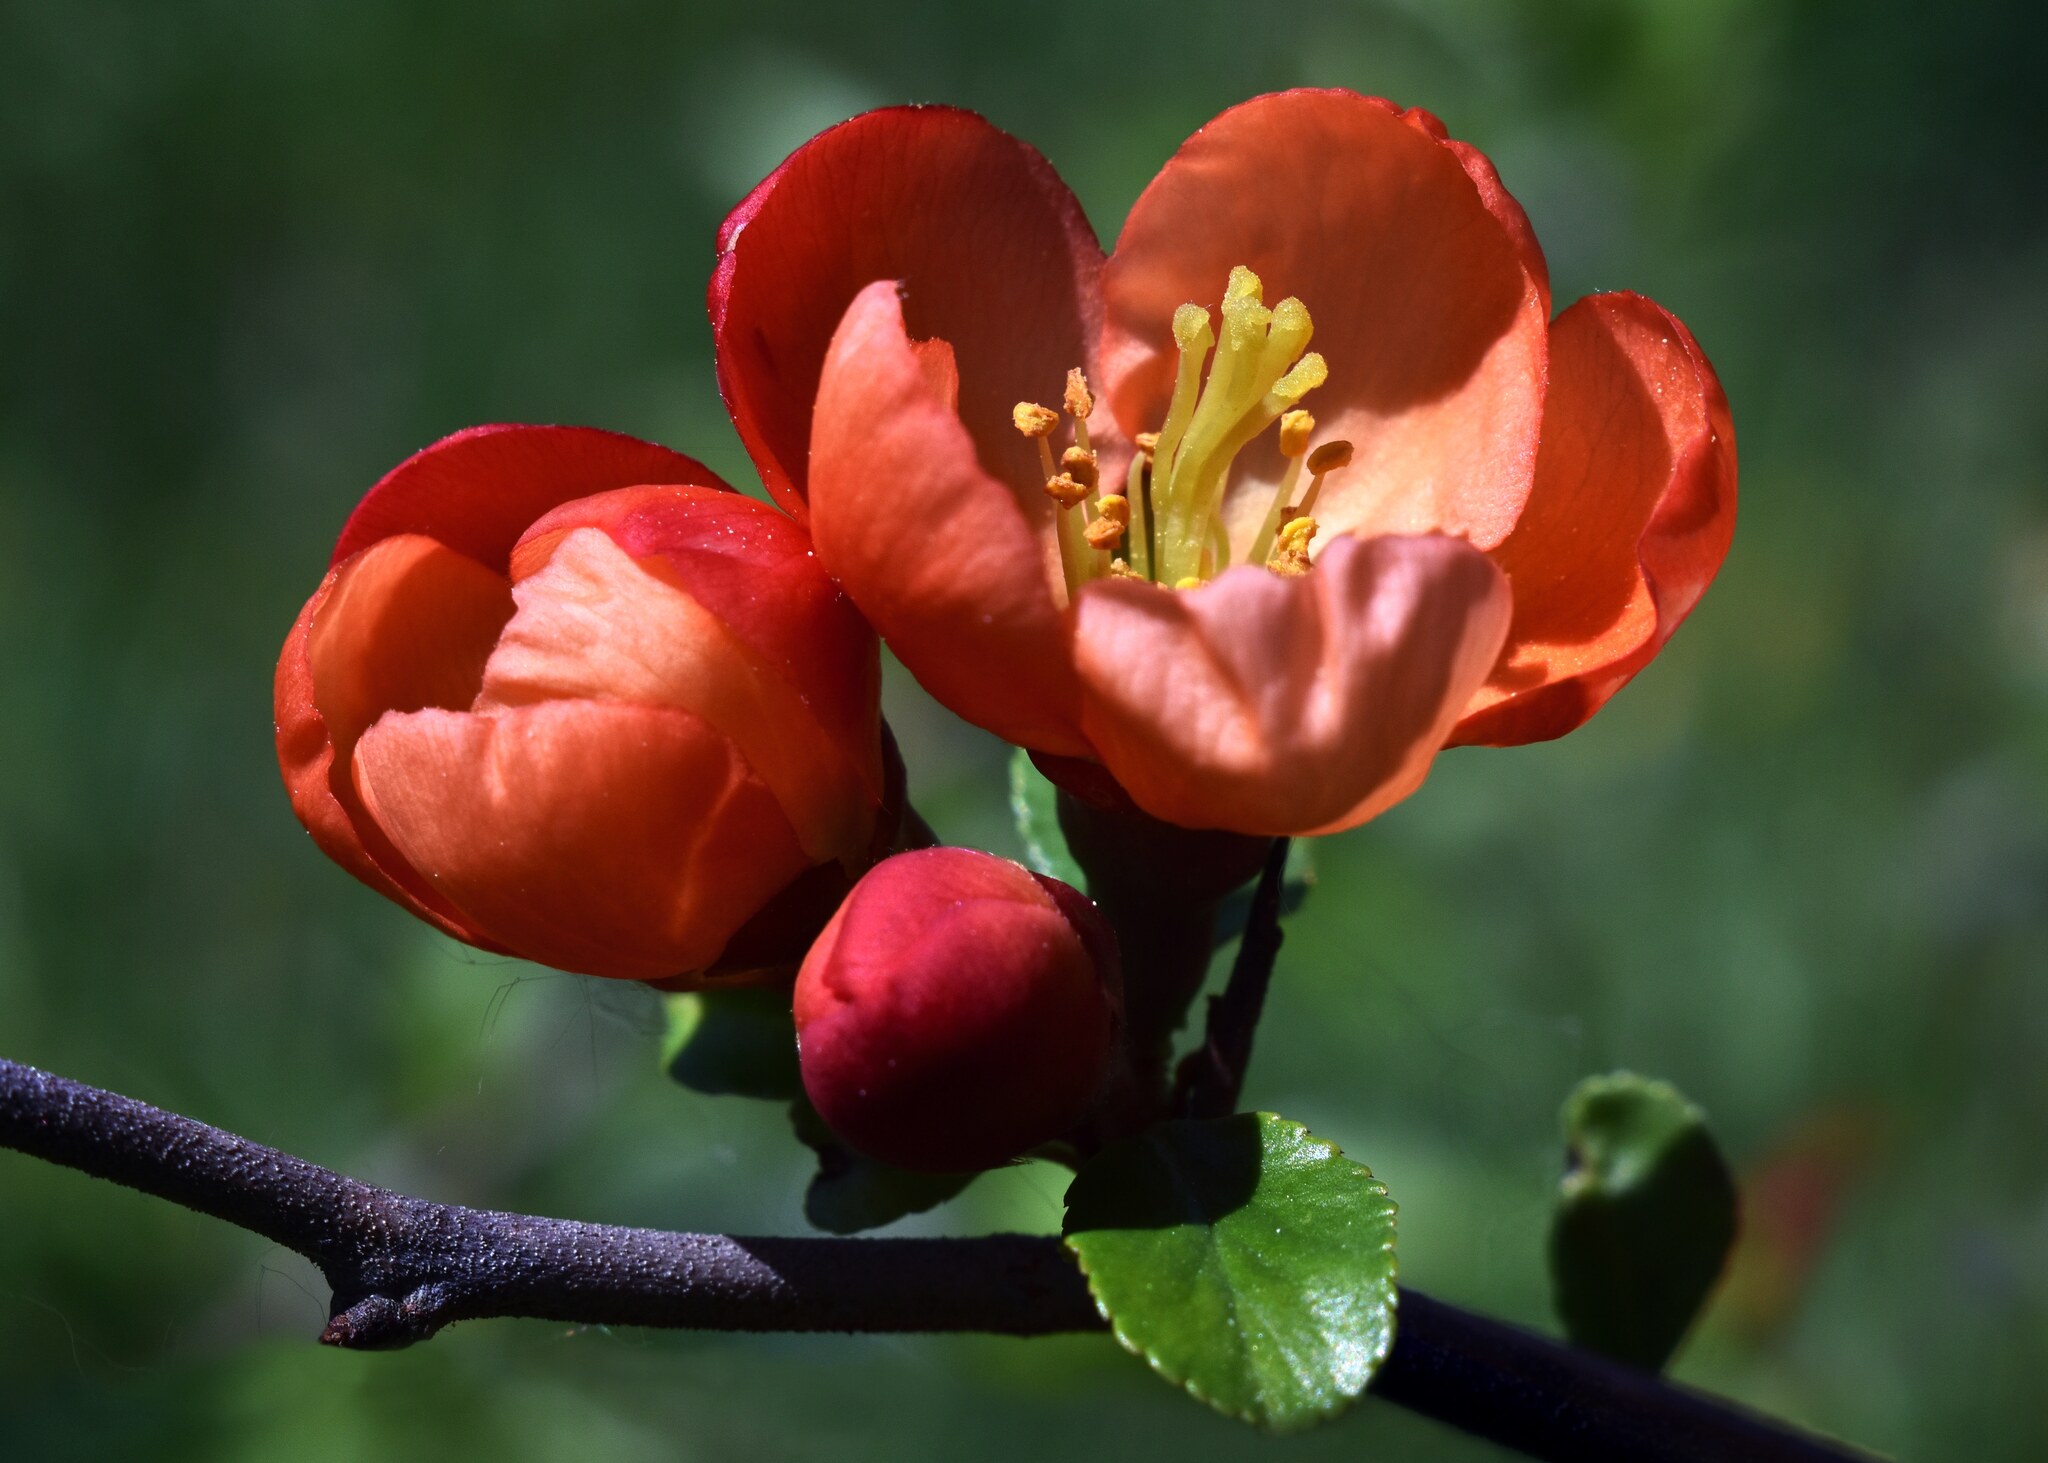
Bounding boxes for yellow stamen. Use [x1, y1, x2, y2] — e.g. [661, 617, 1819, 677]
[1300, 439, 1352, 516]
[1173, 576, 1203, 590]
[1134, 431, 1160, 453]
[1084, 493, 1129, 551]
[1278, 409, 1314, 458]
[1061, 445, 1099, 491]
[1044, 472, 1090, 509]
[1267, 515, 1318, 577]
[1249, 412, 1317, 565]
[1013, 402, 1059, 438]
[1063, 369, 1094, 421]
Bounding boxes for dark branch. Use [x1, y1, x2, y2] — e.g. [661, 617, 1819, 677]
[0, 1057, 1878, 1462]
[1174, 835, 1291, 1120]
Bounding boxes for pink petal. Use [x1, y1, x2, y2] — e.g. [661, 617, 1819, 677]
[1071, 533, 1510, 834]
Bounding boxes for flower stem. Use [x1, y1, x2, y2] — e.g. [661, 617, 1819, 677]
[1053, 792, 1271, 1137]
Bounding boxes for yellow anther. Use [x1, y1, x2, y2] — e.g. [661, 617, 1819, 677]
[1084, 494, 1130, 551]
[1173, 576, 1203, 590]
[1299, 438, 1352, 517]
[1225, 264, 1262, 302]
[1061, 445, 1099, 491]
[1135, 431, 1160, 454]
[1267, 515, 1319, 578]
[1013, 402, 1059, 438]
[1108, 558, 1143, 579]
[1044, 473, 1090, 509]
[1085, 517, 1126, 551]
[1064, 368, 1094, 421]
[1306, 440, 1353, 474]
[1278, 410, 1314, 457]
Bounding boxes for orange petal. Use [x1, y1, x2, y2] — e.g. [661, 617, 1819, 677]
[1071, 533, 1510, 835]
[329, 424, 728, 573]
[512, 483, 881, 805]
[276, 534, 515, 943]
[477, 526, 877, 864]
[1100, 89, 1550, 553]
[711, 106, 1104, 518]
[1452, 293, 1737, 746]
[809, 281, 1089, 756]
[352, 700, 812, 981]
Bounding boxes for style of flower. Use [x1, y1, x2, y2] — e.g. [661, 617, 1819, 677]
[711, 91, 1736, 835]
[275, 425, 885, 981]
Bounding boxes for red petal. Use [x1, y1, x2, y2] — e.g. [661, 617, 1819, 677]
[1452, 293, 1737, 746]
[330, 424, 727, 571]
[276, 535, 516, 944]
[711, 106, 1104, 517]
[512, 484, 880, 800]
[1100, 89, 1550, 552]
[809, 281, 1089, 756]
[1070, 533, 1510, 835]
[353, 701, 812, 981]
[479, 525, 878, 864]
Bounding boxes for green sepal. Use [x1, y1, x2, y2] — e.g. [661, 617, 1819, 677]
[1063, 1113, 1398, 1433]
[660, 989, 803, 1102]
[789, 1099, 976, 1235]
[1008, 748, 1086, 890]
[1550, 1072, 1738, 1370]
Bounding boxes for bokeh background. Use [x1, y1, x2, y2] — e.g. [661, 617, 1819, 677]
[4, 0, 2045, 1457]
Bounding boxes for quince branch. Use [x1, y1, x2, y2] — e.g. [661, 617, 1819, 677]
[1, 1057, 1873, 1463]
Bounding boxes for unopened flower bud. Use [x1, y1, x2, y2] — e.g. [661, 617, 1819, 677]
[794, 848, 1121, 1172]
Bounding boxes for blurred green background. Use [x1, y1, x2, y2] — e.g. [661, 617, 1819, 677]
[3, 0, 2044, 1457]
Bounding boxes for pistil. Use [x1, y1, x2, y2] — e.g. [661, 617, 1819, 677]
[1012, 265, 1353, 598]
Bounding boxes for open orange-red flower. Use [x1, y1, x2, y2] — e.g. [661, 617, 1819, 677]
[711, 92, 1736, 835]
[276, 424, 884, 981]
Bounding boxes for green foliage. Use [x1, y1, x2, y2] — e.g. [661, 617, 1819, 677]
[1063, 1114, 1398, 1432]
[1549, 1072, 1738, 1370]
[1008, 748, 1087, 889]
[788, 1099, 976, 1234]
[661, 989, 803, 1102]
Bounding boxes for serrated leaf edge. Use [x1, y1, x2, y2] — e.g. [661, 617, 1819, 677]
[1062, 1115, 1400, 1434]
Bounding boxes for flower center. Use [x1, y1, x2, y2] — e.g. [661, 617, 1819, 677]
[1014, 265, 1351, 596]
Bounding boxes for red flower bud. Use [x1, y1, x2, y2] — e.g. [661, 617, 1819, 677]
[275, 425, 884, 983]
[794, 848, 1121, 1173]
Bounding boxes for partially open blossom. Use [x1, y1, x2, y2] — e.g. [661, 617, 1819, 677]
[275, 424, 884, 982]
[794, 848, 1121, 1173]
[711, 93, 1736, 835]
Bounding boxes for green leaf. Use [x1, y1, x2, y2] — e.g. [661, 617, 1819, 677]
[1550, 1072, 1738, 1370]
[788, 1100, 976, 1235]
[1062, 1113, 1398, 1433]
[1008, 748, 1086, 890]
[661, 989, 802, 1102]
[1213, 839, 1315, 948]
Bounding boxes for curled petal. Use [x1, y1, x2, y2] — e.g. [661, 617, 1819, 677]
[712, 105, 1104, 516]
[1071, 533, 1511, 835]
[478, 527, 877, 863]
[513, 484, 880, 800]
[809, 281, 1089, 756]
[1100, 89, 1549, 553]
[276, 534, 514, 943]
[330, 424, 727, 572]
[353, 701, 812, 982]
[1453, 293, 1737, 746]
